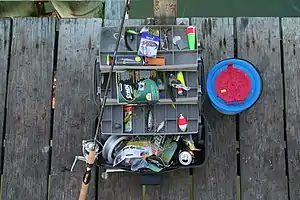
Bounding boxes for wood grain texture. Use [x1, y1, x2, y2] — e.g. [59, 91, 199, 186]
[237, 17, 288, 200]
[2, 17, 54, 200]
[0, 18, 10, 172]
[103, 19, 145, 27]
[281, 18, 300, 200]
[191, 17, 237, 200]
[145, 18, 190, 200]
[98, 19, 143, 200]
[98, 171, 142, 200]
[146, 170, 190, 200]
[50, 18, 101, 200]
[153, 0, 177, 24]
[105, 0, 125, 20]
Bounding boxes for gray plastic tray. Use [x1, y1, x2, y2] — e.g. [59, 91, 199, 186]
[99, 25, 201, 135]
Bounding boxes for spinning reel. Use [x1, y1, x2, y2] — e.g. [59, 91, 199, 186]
[70, 139, 101, 172]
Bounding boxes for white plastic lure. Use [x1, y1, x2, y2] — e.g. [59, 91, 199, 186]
[147, 109, 154, 131]
[156, 121, 165, 133]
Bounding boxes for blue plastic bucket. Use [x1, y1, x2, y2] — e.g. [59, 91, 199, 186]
[206, 58, 262, 115]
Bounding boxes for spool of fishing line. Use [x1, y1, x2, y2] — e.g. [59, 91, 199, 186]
[206, 58, 262, 115]
[102, 135, 130, 164]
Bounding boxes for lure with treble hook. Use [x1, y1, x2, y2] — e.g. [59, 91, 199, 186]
[78, 1, 131, 199]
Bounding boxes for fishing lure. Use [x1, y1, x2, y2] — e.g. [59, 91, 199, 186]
[156, 121, 165, 133]
[147, 108, 154, 131]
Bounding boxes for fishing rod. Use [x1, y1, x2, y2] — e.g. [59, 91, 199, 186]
[78, 0, 130, 199]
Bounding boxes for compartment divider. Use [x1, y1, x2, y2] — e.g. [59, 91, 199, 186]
[164, 72, 167, 100]
[171, 26, 174, 51]
[175, 99, 178, 132]
[164, 104, 168, 134]
[121, 105, 124, 133]
[185, 71, 189, 97]
[135, 25, 139, 51]
[133, 106, 144, 134]
[159, 25, 162, 50]
[144, 106, 147, 134]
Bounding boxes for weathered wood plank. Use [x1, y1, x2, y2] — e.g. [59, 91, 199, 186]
[103, 19, 145, 27]
[146, 170, 190, 200]
[153, 0, 177, 24]
[98, 171, 142, 200]
[282, 18, 300, 200]
[50, 18, 101, 199]
[0, 18, 10, 173]
[237, 17, 288, 200]
[2, 17, 54, 200]
[191, 17, 237, 200]
[105, 0, 125, 20]
[98, 19, 143, 200]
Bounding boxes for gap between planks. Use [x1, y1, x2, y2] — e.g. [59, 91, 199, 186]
[47, 18, 59, 200]
[278, 17, 290, 200]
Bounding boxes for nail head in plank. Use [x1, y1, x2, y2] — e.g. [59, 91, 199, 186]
[282, 17, 300, 200]
[191, 17, 237, 200]
[50, 18, 101, 200]
[0, 18, 11, 173]
[2, 17, 55, 200]
[237, 17, 288, 200]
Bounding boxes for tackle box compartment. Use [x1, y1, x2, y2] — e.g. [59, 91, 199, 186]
[96, 25, 211, 173]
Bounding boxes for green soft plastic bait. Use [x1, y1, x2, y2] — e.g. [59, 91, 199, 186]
[126, 29, 138, 35]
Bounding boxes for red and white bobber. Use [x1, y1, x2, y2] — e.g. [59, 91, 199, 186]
[178, 114, 188, 132]
[177, 87, 183, 95]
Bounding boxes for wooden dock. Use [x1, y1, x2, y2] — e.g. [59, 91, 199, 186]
[0, 17, 299, 200]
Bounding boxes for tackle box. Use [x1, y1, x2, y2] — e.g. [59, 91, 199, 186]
[95, 25, 211, 174]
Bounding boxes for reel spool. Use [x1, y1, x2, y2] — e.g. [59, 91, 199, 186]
[102, 135, 130, 164]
